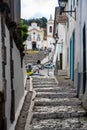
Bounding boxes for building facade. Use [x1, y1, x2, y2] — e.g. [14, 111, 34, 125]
[47, 15, 55, 50]
[26, 22, 44, 50]
[0, 1, 24, 130]
[75, 0, 87, 109]
[53, 6, 67, 70]
[26, 16, 55, 51]
[56, 0, 87, 109]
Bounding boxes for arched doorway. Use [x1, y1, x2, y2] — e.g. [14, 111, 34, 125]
[32, 41, 36, 50]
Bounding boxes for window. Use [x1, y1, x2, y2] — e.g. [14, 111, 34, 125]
[37, 34, 41, 41]
[70, 0, 72, 16]
[33, 32, 35, 40]
[49, 26, 52, 33]
[27, 35, 31, 41]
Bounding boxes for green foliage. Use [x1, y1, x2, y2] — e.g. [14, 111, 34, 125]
[21, 17, 47, 28]
[20, 17, 47, 42]
[20, 20, 28, 42]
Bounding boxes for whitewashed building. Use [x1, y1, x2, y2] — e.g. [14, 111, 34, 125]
[26, 22, 44, 50]
[0, 1, 25, 130]
[26, 16, 55, 51]
[53, 7, 67, 70]
[57, 0, 76, 80]
[47, 15, 55, 50]
[74, 0, 87, 109]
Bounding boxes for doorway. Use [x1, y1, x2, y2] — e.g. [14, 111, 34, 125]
[70, 31, 75, 81]
[83, 24, 86, 94]
[32, 41, 36, 50]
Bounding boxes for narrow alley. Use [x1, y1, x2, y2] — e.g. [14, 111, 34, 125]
[1, 0, 87, 130]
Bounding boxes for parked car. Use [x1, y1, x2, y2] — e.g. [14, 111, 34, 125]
[44, 63, 53, 69]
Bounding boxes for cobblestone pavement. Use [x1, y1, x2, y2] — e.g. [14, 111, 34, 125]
[25, 75, 87, 130]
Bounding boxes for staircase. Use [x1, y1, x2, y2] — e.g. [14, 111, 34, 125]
[28, 77, 87, 130]
[24, 51, 49, 65]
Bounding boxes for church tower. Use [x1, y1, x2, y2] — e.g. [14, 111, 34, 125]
[47, 15, 55, 48]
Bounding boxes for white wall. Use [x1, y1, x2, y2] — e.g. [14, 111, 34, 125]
[12, 41, 24, 113]
[5, 25, 12, 130]
[58, 24, 67, 69]
[65, 0, 76, 76]
[26, 40, 32, 49]
[47, 19, 55, 48]
[75, 0, 87, 95]
[4, 25, 24, 130]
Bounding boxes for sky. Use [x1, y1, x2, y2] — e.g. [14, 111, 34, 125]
[21, 0, 58, 20]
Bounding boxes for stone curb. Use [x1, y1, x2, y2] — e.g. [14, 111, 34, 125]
[25, 77, 36, 130]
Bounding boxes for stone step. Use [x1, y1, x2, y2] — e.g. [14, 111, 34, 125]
[34, 87, 76, 93]
[30, 117, 87, 130]
[33, 82, 57, 85]
[32, 78, 56, 82]
[33, 106, 87, 119]
[36, 92, 76, 98]
[32, 79, 56, 82]
[33, 85, 58, 88]
[33, 81, 57, 84]
[34, 98, 82, 106]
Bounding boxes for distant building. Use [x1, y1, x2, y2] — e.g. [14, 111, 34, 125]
[47, 15, 55, 49]
[26, 15, 55, 51]
[26, 22, 44, 50]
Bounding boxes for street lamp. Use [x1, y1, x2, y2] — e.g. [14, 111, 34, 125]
[58, 0, 76, 20]
[58, 0, 67, 7]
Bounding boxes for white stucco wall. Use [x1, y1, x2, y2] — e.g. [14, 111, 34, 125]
[74, 0, 82, 89]
[0, 14, 2, 91]
[4, 25, 24, 130]
[5, 25, 12, 130]
[57, 24, 66, 70]
[26, 40, 32, 49]
[65, 0, 76, 76]
[47, 20, 54, 36]
[12, 41, 24, 113]
[75, 0, 87, 95]
[79, 0, 87, 74]
[47, 19, 55, 48]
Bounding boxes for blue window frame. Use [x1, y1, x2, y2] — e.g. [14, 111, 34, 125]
[73, 0, 75, 8]
[70, 0, 72, 16]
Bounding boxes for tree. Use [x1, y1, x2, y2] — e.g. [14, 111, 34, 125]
[20, 17, 47, 41]
[20, 20, 28, 42]
[21, 17, 47, 28]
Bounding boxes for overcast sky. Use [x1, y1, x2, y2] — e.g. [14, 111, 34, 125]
[21, 0, 58, 20]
